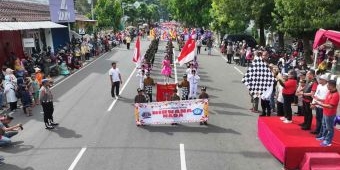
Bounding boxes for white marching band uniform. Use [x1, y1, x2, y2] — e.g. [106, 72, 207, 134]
[188, 73, 200, 99]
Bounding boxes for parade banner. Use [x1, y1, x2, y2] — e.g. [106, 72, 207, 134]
[156, 83, 177, 102]
[134, 99, 209, 125]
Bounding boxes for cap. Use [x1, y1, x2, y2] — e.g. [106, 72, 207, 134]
[42, 79, 49, 84]
[201, 86, 207, 91]
[5, 68, 14, 72]
[183, 74, 187, 77]
[283, 73, 289, 77]
[137, 88, 143, 92]
[319, 74, 329, 81]
[34, 67, 41, 72]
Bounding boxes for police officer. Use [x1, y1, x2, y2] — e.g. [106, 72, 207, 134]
[40, 79, 58, 129]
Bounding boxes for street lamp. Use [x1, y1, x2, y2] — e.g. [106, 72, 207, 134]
[87, 0, 94, 20]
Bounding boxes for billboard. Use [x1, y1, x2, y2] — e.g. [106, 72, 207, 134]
[49, 0, 75, 23]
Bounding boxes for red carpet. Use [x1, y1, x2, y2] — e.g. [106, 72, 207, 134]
[258, 116, 340, 170]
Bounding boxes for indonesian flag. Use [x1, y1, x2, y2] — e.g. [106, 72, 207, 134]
[133, 36, 140, 63]
[177, 38, 196, 66]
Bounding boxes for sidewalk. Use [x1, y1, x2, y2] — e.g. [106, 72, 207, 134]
[0, 48, 114, 117]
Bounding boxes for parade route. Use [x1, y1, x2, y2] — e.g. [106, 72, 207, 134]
[1, 40, 283, 170]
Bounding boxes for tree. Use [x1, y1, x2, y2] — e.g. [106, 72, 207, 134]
[210, 0, 251, 34]
[94, 0, 123, 31]
[164, 0, 212, 27]
[274, 0, 340, 58]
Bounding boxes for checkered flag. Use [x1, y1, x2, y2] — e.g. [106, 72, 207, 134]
[241, 58, 275, 98]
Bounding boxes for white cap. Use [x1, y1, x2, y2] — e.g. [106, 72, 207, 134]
[319, 74, 329, 81]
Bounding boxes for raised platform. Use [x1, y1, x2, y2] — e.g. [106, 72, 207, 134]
[258, 116, 340, 170]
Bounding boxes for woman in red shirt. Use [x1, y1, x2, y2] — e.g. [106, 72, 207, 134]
[314, 80, 339, 147]
[277, 70, 297, 123]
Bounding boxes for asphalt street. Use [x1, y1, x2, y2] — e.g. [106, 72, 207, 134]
[1, 39, 283, 170]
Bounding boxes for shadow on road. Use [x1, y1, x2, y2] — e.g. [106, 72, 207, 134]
[212, 109, 251, 117]
[0, 141, 34, 154]
[0, 164, 34, 170]
[209, 102, 245, 110]
[140, 124, 241, 135]
[51, 126, 82, 138]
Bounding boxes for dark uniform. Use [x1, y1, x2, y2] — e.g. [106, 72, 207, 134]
[134, 88, 147, 103]
[178, 74, 190, 100]
[171, 93, 181, 101]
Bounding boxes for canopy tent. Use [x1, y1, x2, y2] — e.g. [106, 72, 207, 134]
[312, 29, 340, 68]
[313, 29, 340, 49]
[0, 21, 66, 31]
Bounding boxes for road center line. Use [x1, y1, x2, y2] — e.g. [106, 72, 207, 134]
[107, 67, 137, 111]
[68, 147, 87, 170]
[180, 143, 187, 170]
[233, 66, 244, 75]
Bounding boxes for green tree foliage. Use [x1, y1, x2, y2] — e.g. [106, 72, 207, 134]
[94, 0, 123, 30]
[210, 0, 251, 34]
[164, 0, 212, 27]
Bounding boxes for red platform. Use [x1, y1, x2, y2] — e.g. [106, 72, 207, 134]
[258, 116, 340, 170]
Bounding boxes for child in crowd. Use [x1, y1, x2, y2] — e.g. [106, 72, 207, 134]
[295, 79, 306, 116]
[31, 74, 40, 105]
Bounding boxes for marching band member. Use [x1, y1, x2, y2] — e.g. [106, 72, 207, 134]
[188, 70, 200, 99]
[144, 72, 155, 102]
[199, 86, 209, 125]
[177, 74, 190, 100]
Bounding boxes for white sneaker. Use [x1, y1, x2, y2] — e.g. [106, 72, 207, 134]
[280, 117, 286, 121]
[283, 120, 292, 123]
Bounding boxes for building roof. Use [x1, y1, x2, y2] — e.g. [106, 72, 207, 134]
[0, 1, 95, 23]
[0, 1, 50, 22]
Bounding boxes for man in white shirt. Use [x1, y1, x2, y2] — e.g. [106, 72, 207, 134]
[109, 62, 122, 98]
[311, 74, 329, 135]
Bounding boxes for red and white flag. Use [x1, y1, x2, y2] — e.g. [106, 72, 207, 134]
[133, 36, 141, 63]
[177, 38, 196, 66]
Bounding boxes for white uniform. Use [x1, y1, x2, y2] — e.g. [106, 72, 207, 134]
[136, 72, 146, 89]
[188, 74, 200, 99]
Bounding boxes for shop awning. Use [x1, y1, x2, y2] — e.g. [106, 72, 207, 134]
[0, 21, 67, 31]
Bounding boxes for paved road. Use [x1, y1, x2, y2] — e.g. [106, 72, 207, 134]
[1, 40, 283, 170]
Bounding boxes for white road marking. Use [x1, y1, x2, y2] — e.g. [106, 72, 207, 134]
[51, 52, 110, 90]
[213, 48, 245, 76]
[233, 66, 244, 75]
[173, 48, 178, 84]
[107, 67, 137, 111]
[68, 147, 87, 170]
[180, 143, 187, 170]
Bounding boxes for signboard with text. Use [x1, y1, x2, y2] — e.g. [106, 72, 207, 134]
[49, 0, 75, 23]
[134, 99, 209, 125]
[22, 38, 35, 48]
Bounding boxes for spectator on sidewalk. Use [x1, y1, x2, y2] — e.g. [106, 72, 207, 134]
[314, 80, 339, 147]
[0, 115, 22, 147]
[4, 75, 17, 111]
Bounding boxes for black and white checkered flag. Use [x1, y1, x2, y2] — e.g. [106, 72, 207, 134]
[241, 58, 275, 98]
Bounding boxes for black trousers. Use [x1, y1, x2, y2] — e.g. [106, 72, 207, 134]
[42, 102, 54, 124]
[197, 46, 201, 54]
[147, 93, 152, 102]
[111, 81, 120, 97]
[9, 101, 17, 111]
[127, 43, 130, 50]
[227, 54, 233, 63]
[261, 99, 271, 116]
[303, 101, 312, 128]
[283, 94, 294, 121]
[277, 101, 284, 116]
